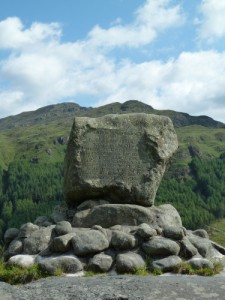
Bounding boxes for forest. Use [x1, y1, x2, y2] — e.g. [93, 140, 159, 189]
[157, 154, 225, 229]
[1, 153, 225, 242]
[0, 161, 63, 241]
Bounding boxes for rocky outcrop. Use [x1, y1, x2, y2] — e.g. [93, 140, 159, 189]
[64, 113, 178, 207]
[3, 219, 225, 275]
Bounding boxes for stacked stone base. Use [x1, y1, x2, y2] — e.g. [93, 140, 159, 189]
[3, 203, 225, 275]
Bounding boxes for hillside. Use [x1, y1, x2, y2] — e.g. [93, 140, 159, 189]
[0, 100, 224, 130]
[0, 100, 225, 241]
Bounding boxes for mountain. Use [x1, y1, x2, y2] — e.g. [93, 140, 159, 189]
[0, 100, 224, 130]
[0, 100, 225, 240]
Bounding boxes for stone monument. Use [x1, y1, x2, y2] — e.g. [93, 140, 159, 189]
[3, 112, 225, 277]
[64, 113, 178, 208]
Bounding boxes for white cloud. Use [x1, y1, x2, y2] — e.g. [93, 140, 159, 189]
[88, 0, 184, 48]
[1, 1, 225, 123]
[0, 90, 25, 117]
[197, 0, 225, 42]
[98, 51, 225, 121]
[0, 17, 61, 49]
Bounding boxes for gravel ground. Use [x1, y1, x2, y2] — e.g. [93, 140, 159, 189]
[1, 274, 225, 300]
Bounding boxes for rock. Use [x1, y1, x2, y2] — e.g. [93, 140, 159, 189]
[91, 225, 112, 242]
[133, 223, 157, 240]
[88, 253, 113, 273]
[55, 221, 72, 236]
[5, 240, 23, 259]
[34, 216, 53, 227]
[188, 258, 214, 269]
[64, 113, 178, 207]
[18, 223, 39, 238]
[188, 235, 213, 258]
[23, 226, 55, 255]
[50, 205, 67, 223]
[192, 229, 209, 239]
[152, 255, 182, 272]
[151, 205, 182, 229]
[4, 228, 19, 245]
[179, 237, 198, 259]
[142, 236, 180, 256]
[116, 252, 145, 274]
[72, 204, 182, 228]
[211, 240, 225, 255]
[51, 233, 75, 253]
[72, 230, 109, 256]
[163, 226, 184, 240]
[8, 255, 36, 268]
[77, 199, 110, 211]
[37, 255, 83, 275]
[110, 231, 137, 251]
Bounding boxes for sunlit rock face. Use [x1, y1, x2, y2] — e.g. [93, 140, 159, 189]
[64, 113, 178, 208]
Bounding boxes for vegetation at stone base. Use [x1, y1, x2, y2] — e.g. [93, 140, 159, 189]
[1, 101, 225, 242]
[173, 261, 223, 276]
[84, 271, 107, 277]
[118, 261, 221, 277]
[0, 260, 60, 285]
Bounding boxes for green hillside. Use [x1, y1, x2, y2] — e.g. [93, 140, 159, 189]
[0, 100, 225, 242]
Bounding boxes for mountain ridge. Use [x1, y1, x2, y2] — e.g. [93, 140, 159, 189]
[0, 100, 224, 130]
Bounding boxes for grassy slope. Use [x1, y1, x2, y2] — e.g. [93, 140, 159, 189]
[0, 133, 15, 169]
[208, 219, 225, 247]
[0, 119, 73, 167]
[1, 123, 225, 171]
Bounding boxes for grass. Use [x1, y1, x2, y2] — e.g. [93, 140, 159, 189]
[176, 125, 225, 160]
[173, 261, 223, 276]
[134, 266, 162, 276]
[0, 260, 47, 285]
[134, 266, 149, 276]
[84, 271, 106, 277]
[128, 257, 223, 277]
[0, 258, 222, 284]
[207, 218, 225, 247]
[0, 259, 63, 285]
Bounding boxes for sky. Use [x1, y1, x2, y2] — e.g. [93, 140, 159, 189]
[0, 0, 225, 122]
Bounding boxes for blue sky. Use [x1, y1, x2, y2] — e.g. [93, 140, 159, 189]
[0, 0, 225, 122]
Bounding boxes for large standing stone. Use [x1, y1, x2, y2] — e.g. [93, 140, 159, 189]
[64, 113, 178, 207]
